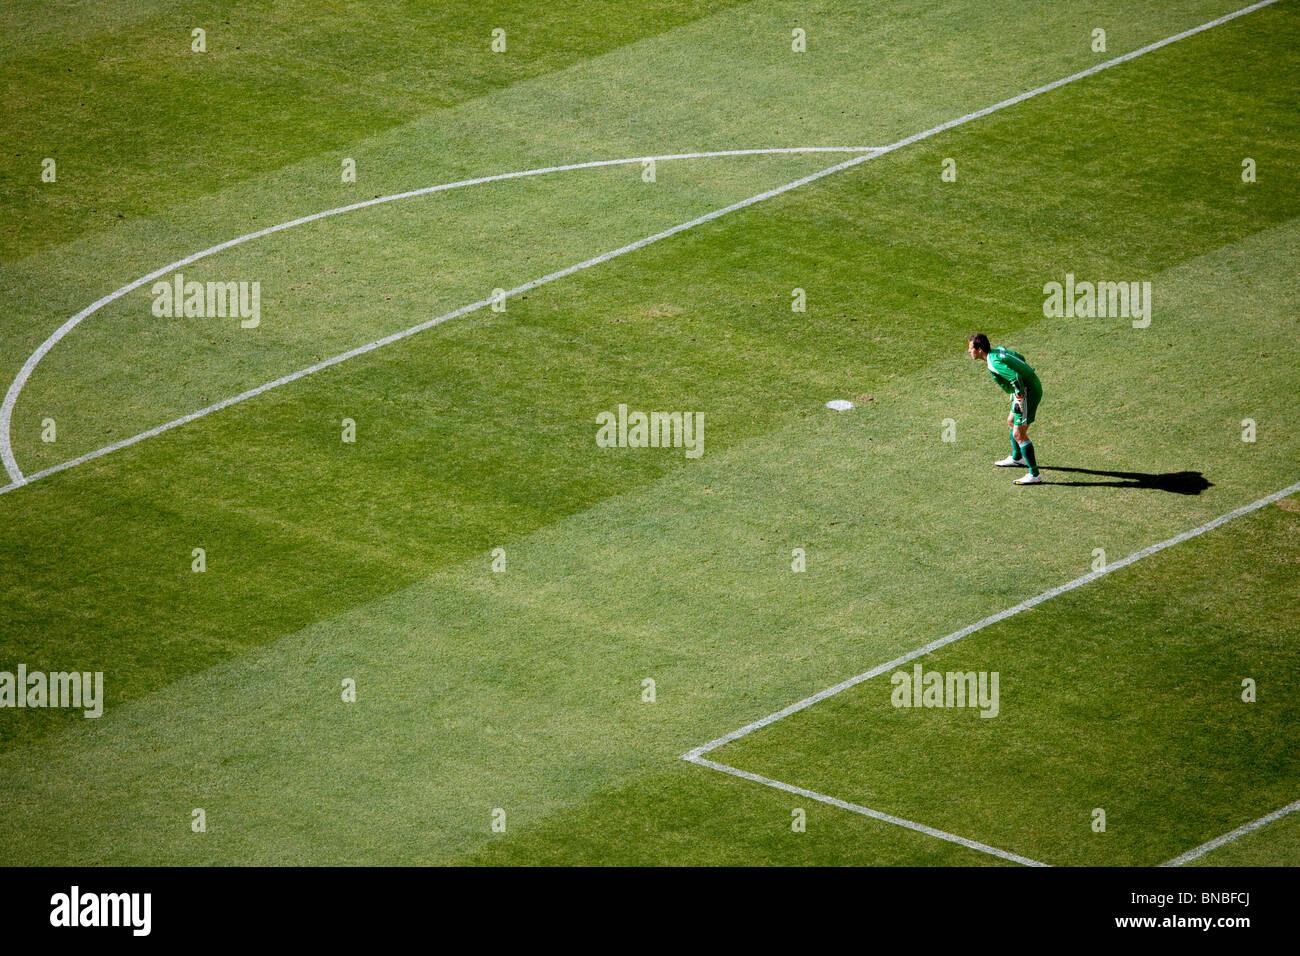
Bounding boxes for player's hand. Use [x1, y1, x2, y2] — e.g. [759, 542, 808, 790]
[1012, 395, 1024, 415]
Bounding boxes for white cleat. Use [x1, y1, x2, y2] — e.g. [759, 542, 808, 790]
[1014, 472, 1044, 485]
[994, 456, 1025, 467]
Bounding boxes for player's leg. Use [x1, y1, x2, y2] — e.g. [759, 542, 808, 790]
[995, 403, 1024, 466]
[1012, 388, 1042, 483]
[995, 425, 1024, 466]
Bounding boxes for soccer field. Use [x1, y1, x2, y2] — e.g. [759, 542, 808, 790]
[0, 0, 1297, 868]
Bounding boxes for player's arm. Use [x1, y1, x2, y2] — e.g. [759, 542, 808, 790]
[988, 355, 1029, 415]
[987, 355, 1023, 395]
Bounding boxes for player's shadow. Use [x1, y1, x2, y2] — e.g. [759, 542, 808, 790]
[1042, 466, 1212, 496]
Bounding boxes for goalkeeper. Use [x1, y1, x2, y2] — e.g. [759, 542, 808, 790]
[966, 333, 1043, 485]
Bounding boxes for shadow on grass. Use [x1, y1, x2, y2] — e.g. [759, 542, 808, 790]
[1042, 466, 1213, 496]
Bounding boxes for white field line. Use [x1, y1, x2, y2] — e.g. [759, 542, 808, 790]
[0, 0, 1280, 493]
[0, 146, 881, 488]
[689, 756, 1049, 866]
[683, 477, 1300, 761]
[683, 477, 1300, 866]
[0, 147, 883, 494]
[1162, 797, 1300, 866]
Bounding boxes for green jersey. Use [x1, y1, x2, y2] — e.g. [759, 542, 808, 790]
[986, 346, 1041, 397]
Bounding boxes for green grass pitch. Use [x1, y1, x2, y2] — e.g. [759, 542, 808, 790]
[0, 0, 1296, 866]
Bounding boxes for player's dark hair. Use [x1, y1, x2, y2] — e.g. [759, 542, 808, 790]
[968, 333, 991, 353]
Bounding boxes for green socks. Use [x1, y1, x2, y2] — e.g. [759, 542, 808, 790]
[1018, 439, 1039, 476]
[1009, 429, 1039, 477]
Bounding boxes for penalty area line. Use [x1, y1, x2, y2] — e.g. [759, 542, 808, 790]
[682, 477, 1300, 761]
[686, 755, 1049, 866]
[681, 477, 1299, 866]
[1162, 796, 1300, 866]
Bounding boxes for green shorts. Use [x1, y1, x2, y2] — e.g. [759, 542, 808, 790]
[1013, 385, 1042, 426]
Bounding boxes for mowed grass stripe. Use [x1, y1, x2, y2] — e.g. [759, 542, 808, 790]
[0, 0, 752, 261]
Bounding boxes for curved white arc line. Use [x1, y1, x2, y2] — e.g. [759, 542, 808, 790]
[0, 145, 884, 484]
